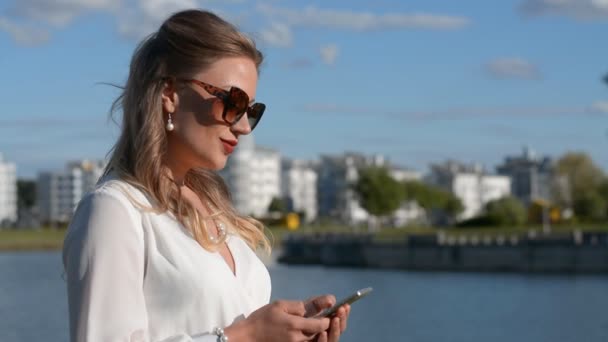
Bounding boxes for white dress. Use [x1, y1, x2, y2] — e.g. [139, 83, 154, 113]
[62, 174, 272, 341]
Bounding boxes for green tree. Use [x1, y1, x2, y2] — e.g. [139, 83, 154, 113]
[573, 192, 606, 222]
[556, 152, 604, 193]
[267, 197, 288, 214]
[599, 180, 608, 198]
[17, 180, 36, 210]
[403, 181, 434, 208]
[402, 181, 463, 223]
[354, 167, 405, 221]
[555, 152, 606, 220]
[598, 180, 608, 207]
[444, 195, 464, 217]
[484, 196, 527, 226]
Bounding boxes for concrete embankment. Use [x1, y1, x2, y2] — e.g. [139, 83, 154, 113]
[278, 231, 608, 273]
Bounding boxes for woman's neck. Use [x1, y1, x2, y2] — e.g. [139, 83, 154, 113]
[164, 155, 190, 187]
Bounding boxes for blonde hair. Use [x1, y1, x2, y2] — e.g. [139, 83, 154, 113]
[104, 9, 270, 253]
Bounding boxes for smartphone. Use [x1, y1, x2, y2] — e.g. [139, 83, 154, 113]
[309, 287, 373, 318]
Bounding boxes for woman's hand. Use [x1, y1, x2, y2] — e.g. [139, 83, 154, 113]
[304, 295, 351, 342]
[225, 300, 331, 342]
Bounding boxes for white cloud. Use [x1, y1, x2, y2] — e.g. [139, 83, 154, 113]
[3, 0, 469, 50]
[485, 57, 542, 80]
[117, 0, 202, 40]
[258, 22, 293, 47]
[299, 103, 589, 119]
[519, 0, 608, 20]
[0, 117, 104, 127]
[138, 0, 199, 22]
[319, 44, 338, 65]
[0, 16, 50, 45]
[8, 0, 121, 27]
[114, 2, 245, 40]
[256, 4, 470, 31]
[588, 101, 608, 113]
[4, 0, 237, 41]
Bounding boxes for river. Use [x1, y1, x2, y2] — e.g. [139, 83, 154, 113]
[1, 251, 606, 341]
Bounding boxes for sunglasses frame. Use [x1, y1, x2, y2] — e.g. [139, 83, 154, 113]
[166, 77, 265, 131]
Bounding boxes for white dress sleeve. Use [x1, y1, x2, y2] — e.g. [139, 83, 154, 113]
[62, 191, 219, 342]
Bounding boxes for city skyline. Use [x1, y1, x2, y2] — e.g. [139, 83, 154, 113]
[0, 142, 588, 181]
[2, 0, 607, 178]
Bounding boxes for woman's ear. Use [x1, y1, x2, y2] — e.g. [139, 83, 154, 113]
[161, 80, 179, 113]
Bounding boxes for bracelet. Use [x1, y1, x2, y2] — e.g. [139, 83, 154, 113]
[212, 327, 229, 342]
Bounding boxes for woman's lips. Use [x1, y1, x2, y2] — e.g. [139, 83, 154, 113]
[220, 139, 237, 154]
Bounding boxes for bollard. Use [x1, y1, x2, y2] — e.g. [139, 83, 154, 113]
[458, 236, 467, 246]
[483, 236, 492, 245]
[496, 235, 505, 246]
[471, 235, 479, 246]
[573, 230, 583, 246]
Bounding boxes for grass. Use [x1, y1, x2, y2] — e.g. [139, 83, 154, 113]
[268, 224, 440, 246]
[268, 223, 608, 245]
[2, 223, 607, 252]
[0, 228, 67, 251]
[437, 223, 608, 238]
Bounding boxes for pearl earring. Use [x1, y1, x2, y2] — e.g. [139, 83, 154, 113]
[166, 112, 175, 131]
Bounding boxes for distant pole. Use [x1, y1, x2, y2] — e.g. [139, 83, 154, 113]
[604, 73, 607, 141]
[542, 204, 551, 234]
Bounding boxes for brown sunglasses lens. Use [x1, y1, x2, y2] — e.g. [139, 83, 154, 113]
[247, 103, 265, 129]
[223, 88, 266, 130]
[224, 87, 249, 122]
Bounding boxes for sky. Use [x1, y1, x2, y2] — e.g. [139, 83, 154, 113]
[1, 0, 607, 178]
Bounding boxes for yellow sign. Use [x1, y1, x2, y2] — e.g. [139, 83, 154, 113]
[550, 208, 561, 223]
[286, 213, 300, 230]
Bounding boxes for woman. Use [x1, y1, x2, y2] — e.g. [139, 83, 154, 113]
[62, 9, 350, 342]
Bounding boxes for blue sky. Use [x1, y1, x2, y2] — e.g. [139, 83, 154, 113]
[1, 0, 607, 178]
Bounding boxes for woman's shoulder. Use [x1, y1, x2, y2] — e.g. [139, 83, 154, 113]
[64, 174, 150, 266]
[79, 173, 154, 214]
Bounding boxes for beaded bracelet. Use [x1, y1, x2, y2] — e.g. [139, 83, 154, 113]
[212, 327, 228, 342]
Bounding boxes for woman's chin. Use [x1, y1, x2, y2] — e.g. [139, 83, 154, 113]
[197, 155, 227, 171]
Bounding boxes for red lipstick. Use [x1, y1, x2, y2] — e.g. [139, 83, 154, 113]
[220, 138, 237, 154]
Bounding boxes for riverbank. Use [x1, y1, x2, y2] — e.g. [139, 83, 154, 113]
[0, 226, 289, 252]
[3, 224, 606, 253]
[0, 229, 66, 251]
[278, 228, 608, 273]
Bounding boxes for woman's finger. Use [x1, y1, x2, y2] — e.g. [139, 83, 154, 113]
[316, 331, 328, 342]
[313, 295, 336, 309]
[305, 295, 336, 316]
[277, 300, 307, 317]
[339, 305, 350, 332]
[291, 315, 331, 334]
[328, 317, 341, 342]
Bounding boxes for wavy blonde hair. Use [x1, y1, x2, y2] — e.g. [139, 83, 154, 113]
[104, 9, 270, 253]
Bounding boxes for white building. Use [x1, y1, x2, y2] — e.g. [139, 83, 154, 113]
[428, 161, 511, 221]
[317, 153, 377, 225]
[37, 160, 105, 224]
[316, 152, 422, 226]
[390, 167, 421, 182]
[281, 159, 317, 222]
[388, 167, 425, 226]
[392, 201, 426, 227]
[220, 135, 281, 218]
[496, 147, 555, 205]
[0, 153, 17, 225]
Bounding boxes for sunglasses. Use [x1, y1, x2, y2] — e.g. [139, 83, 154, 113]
[176, 78, 265, 131]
